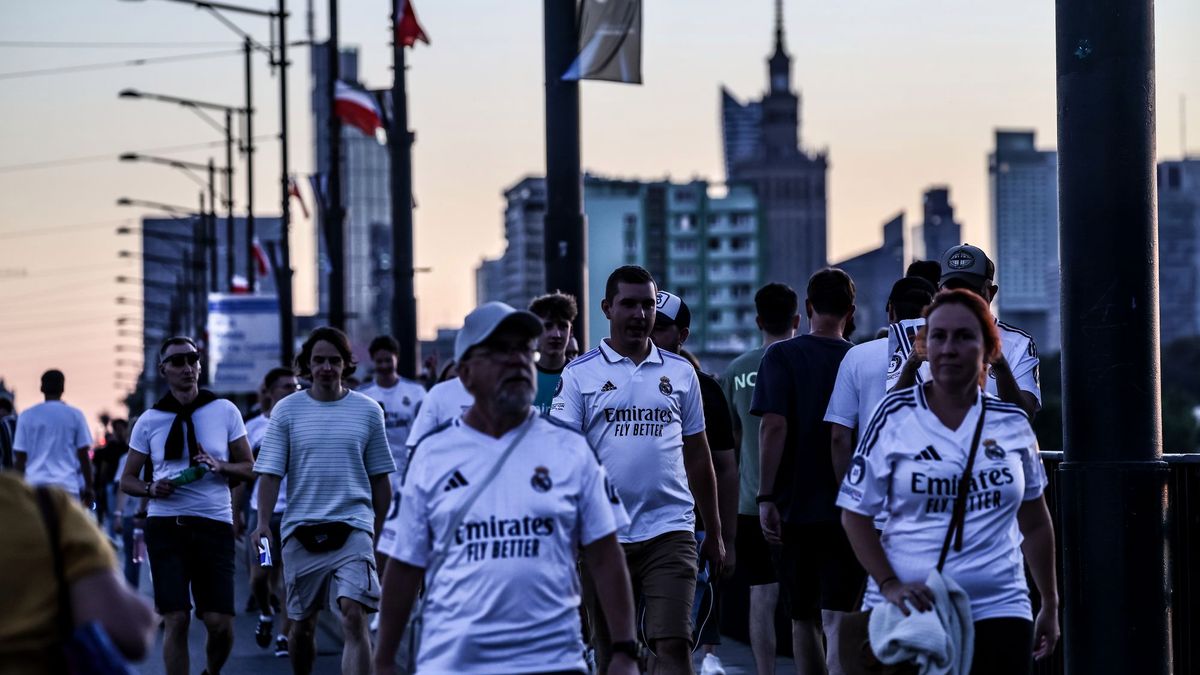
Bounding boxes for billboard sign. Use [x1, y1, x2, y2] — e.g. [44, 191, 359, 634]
[207, 294, 280, 393]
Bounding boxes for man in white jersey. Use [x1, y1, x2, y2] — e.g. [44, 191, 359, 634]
[243, 366, 301, 657]
[13, 369, 95, 504]
[895, 244, 1041, 418]
[119, 336, 255, 675]
[374, 302, 639, 675]
[358, 334, 426, 488]
[253, 326, 395, 675]
[554, 265, 725, 674]
[825, 276, 936, 483]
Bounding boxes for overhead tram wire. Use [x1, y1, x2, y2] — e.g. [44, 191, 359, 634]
[0, 48, 243, 81]
[0, 40, 239, 48]
[0, 135, 276, 174]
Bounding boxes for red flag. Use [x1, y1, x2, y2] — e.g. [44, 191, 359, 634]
[252, 239, 271, 277]
[288, 176, 310, 219]
[395, 0, 429, 47]
[334, 80, 386, 141]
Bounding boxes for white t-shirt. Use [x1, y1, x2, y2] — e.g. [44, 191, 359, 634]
[551, 340, 705, 543]
[383, 412, 627, 674]
[824, 337, 890, 431]
[358, 378, 426, 464]
[403, 378, 473, 475]
[12, 400, 93, 494]
[836, 385, 1047, 621]
[247, 414, 286, 514]
[129, 399, 247, 523]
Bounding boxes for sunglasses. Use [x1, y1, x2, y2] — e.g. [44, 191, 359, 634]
[161, 352, 201, 367]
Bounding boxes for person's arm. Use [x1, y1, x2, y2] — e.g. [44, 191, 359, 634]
[1018, 496, 1060, 659]
[372, 561, 425, 675]
[842, 511, 932, 615]
[195, 435, 255, 482]
[991, 355, 1039, 420]
[712, 448, 738, 574]
[581, 533, 640, 675]
[14, 451, 26, 474]
[893, 354, 924, 389]
[251, 474, 282, 545]
[76, 445, 95, 504]
[119, 451, 174, 500]
[71, 568, 157, 660]
[831, 423, 855, 483]
[757, 412, 786, 544]
[682, 432, 725, 572]
[370, 473, 393, 541]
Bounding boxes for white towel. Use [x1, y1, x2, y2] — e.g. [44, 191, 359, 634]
[868, 570, 974, 675]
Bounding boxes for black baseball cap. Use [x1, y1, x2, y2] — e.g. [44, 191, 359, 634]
[940, 244, 995, 288]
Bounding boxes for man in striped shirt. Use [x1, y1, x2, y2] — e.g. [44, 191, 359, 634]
[253, 327, 395, 675]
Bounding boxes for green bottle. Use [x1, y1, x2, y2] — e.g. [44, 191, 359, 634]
[169, 463, 209, 486]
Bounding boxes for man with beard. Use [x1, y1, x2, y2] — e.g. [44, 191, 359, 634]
[373, 302, 638, 674]
[253, 327, 395, 675]
[554, 265, 725, 674]
[119, 336, 255, 675]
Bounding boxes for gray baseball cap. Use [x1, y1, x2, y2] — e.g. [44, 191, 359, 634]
[453, 302, 543, 362]
[939, 244, 995, 288]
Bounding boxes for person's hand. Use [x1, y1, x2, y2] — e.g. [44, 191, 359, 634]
[758, 501, 782, 545]
[80, 486, 96, 508]
[699, 532, 725, 577]
[194, 448, 224, 475]
[147, 479, 176, 499]
[1032, 603, 1059, 660]
[880, 578, 934, 616]
[608, 653, 639, 675]
[721, 536, 737, 578]
[251, 523, 272, 553]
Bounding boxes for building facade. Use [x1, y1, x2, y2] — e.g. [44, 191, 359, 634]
[990, 129, 1061, 352]
[834, 213, 906, 339]
[1158, 159, 1200, 344]
[915, 187, 962, 263]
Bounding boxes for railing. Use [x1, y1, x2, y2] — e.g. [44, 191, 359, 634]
[1034, 451, 1199, 674]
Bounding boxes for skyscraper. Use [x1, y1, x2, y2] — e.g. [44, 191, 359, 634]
[1157, 158, 1200, 343]
[916, 187, 962, 263]
[722, 0, 828, 296]
[834, 213, 906, 338]
[990, 130, 1060, 351]
[312, 43, 393, 354]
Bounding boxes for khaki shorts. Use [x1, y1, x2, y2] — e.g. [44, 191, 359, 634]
[584, 530, 697, 661]
[282, 528, 380, 620]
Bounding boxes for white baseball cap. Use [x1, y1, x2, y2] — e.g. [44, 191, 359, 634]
[453, 302, 543, 362]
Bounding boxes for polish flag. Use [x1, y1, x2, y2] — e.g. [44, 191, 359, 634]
[231, 274, 250, 294]
[335, 80, 386, 142]
[252, 238, 271, 277]
[288, 175, 310, 219]
[395, 0, 429, 47]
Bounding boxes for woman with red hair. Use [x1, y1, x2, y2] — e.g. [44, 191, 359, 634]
[837, 289, 1059, 674]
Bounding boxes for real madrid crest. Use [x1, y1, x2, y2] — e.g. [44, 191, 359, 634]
[659, 376, 673, 396]
[848, 456, 867, 485]
[531, 466, 553, 493]
[402, 396, 411, 406]
[983, 439, 1005, 461]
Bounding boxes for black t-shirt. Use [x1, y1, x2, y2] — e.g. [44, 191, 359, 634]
[749, 334, 852, 524]
[695, 370, 735, 532]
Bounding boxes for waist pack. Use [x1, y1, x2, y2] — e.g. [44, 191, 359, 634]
[292, 522, 355, 552]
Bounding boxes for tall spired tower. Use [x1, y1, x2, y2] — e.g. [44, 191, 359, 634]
[722, 0, 828, 295]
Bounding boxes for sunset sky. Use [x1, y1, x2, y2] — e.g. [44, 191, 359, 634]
[1, 0, 1196, 428]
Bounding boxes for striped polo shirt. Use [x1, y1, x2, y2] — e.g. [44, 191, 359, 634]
[255, 389, 395, 540]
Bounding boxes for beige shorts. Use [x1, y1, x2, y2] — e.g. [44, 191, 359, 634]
[282, 528, 380, 620]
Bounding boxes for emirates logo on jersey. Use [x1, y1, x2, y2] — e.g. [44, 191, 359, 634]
[659, 376, 673, 396]
[531, 466, 553, 493]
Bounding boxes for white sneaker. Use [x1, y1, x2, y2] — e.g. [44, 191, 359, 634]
[699, 653, 725, 675]
[369, 613, 380, 633]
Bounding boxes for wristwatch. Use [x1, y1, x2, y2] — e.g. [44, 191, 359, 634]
[755, 494, 775, 504]
[610, 640, 641, 660]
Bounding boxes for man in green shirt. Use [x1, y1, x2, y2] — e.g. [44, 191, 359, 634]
[720, 282, 799, 675]
[529, 291, 578, 414]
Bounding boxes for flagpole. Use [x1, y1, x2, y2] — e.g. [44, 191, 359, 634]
[326, 0, 347, 330]
[390, 4, 418, 379]
[244, 36, 257, 291]
[543, 0, 587, 347]
[277, 0, 295, 363]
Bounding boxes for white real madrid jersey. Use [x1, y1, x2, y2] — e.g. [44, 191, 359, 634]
[358, 377, 426, 462]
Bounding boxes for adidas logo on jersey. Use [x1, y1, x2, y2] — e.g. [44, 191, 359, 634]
[443, 470, 470, 492]
[914, 446, 942, 462]
[600, 381, 617, 392]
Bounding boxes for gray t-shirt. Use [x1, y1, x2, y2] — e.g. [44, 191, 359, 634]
[255, 390, 395, 540]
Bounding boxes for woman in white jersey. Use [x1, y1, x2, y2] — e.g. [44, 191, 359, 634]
[837, 289, 1059, 674]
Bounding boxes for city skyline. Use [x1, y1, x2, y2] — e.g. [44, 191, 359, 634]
[1, 0, 1197, 425]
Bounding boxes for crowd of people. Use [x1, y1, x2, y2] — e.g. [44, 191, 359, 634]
[0, 242, 1060, 675]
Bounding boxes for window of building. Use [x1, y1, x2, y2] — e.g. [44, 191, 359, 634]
[709, 310, 722, 324]
[677, 214, 695, 232]
[708, 237, 721, 251]
[730, 237, 747, 251]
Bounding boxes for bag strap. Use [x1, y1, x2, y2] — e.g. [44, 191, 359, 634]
[423, 413, 534, 585]
[33, 487, 75, 643]
[936, 401, 986, 572]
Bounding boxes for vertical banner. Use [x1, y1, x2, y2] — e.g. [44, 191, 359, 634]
[562, 0, 642, 84]
[207, 294, 281, 393]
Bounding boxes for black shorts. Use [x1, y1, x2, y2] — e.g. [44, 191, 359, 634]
[773, 520, 865, 620]
[145, 515, 236, 616]
[735, 514, 777, 586]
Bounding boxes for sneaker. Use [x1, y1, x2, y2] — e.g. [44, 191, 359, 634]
[699, 653, 725, 675]
[255, 615, 273, 648]
[274, 634, 289, 658]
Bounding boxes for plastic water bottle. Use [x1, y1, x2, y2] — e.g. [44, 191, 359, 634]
[169, 463, 209, 486]
[132, 527, 146, 564]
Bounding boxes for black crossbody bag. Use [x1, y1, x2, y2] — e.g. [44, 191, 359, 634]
[292, 521, 356, 553]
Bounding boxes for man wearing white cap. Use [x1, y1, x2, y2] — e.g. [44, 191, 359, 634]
[373, 302, 639, 675]
[553, 265, 725, 674]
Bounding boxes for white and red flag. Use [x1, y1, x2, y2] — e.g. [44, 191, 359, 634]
[334, 80, 386, 142]
[288, 175, 309, 219]
[252, 238, 271, 277]
[395, 0, 429, 47]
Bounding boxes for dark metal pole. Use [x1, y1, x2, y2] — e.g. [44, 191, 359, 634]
[207, 159, 217, 293]
[542, 0, 586, 346]
[1056, 1, 1170, 673]
[326, 0, 346, 330]
[244, 36, 256, 290]
[390, 14, 417, 378]
[225, 109, 235, 291]
[277, 0, 294, 363]
[196, 191, 209, 385]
